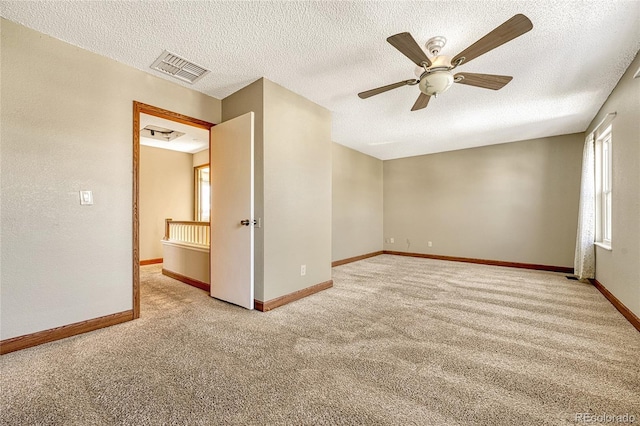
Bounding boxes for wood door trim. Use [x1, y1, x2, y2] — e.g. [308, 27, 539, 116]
[162, 268, 211, 292]
[137, 103, 214, 130]
[0, 310, 134, 355]
[332, 251, 384, 267]
[255, 280, 333, 312]
[133, 101, 214, 319]
[383, 250, 574, 273]
[140, 258, 163, 265]
[590, 279, 640, 332]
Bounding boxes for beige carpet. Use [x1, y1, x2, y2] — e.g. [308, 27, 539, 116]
[1, 255, 639, 425]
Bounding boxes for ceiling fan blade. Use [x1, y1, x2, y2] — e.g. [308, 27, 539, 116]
[411, 93, 431, 111]
[454, 73, 513, 90]
[387, 33, 432, 67]
[452, 14, 533, 66]
[358, 80, 414, 99]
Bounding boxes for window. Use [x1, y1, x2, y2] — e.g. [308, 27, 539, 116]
[595, 125, 612, 249]
[194, 164, 210, 222]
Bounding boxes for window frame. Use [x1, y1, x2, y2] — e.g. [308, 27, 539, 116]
[194, 163, 210, 222]
[594, 125, 612, 250]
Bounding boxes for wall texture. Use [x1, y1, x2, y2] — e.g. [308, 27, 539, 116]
[587, 52, 640, 318]
[0, 19, 221, 340]
[140, 146, 194, 260]
[332, 143, 383, 262]
[162, 242, 210, 285]
[263, 79, 332, 301]
[383, 134, 584, 268]
[193, 149, 209, 167]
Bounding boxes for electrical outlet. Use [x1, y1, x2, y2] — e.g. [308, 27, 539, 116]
[390, 238, 394, 243]
[428, 241, 432, 247]
[300, 265, 306, 276]
[79, 190, 93, 205]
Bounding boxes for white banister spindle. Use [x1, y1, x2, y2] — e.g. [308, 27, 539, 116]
[165, 220, 210, 247]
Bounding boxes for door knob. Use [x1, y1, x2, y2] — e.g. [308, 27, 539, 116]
[240, 219, 255, 226]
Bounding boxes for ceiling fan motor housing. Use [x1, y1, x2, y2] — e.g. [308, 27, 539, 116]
[425, 36, 447, 56]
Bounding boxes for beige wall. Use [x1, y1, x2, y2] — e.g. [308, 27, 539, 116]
[383, 134, 584, 267]
[222, 79, 265, 300]
[0, 19, 221, 340]
[162, 242, 210, 285]
[332, 143, 383, 262]
[193, 149, 209, 167]
[222, 78, 332, 302]
[140, 146, 194, 260]
[262, 79, 332, 301]
[588, 52, 640, 317]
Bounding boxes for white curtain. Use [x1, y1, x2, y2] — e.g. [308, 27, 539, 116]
[574, 133, 595, 280]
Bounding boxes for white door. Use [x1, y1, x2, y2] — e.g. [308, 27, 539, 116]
[210, 112, 254, 309]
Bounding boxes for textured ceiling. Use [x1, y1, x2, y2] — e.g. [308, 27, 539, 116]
[2, 1, 639, 160]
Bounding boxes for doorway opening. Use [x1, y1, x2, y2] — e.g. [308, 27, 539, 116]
[132, 102, 214, 318]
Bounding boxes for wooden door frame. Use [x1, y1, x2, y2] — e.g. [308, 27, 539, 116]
[132, 101, 214, 318]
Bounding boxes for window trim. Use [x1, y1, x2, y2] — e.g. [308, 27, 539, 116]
[593, 118, 614, 250]
[194, 163, 210, 222]
[594, 242, 612, 251]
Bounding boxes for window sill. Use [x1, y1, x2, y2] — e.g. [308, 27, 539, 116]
[595, 242, 612, 251]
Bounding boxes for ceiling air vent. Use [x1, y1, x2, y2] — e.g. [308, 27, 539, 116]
[141, 125, 185, 142]
[150, 50, 210, 84]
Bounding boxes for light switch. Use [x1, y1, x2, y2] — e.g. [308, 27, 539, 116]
[79, 190, 93, 205]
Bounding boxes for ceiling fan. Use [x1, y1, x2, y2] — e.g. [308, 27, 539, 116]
[358, 14, 533, 111]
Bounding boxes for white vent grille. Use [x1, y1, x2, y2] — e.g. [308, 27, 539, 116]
[150, 51, 210, 84]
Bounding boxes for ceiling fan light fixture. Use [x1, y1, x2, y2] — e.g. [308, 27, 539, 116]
[419, 71, 454, 96]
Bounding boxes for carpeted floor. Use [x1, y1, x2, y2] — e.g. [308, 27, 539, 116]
[1, 255, 639, 425]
